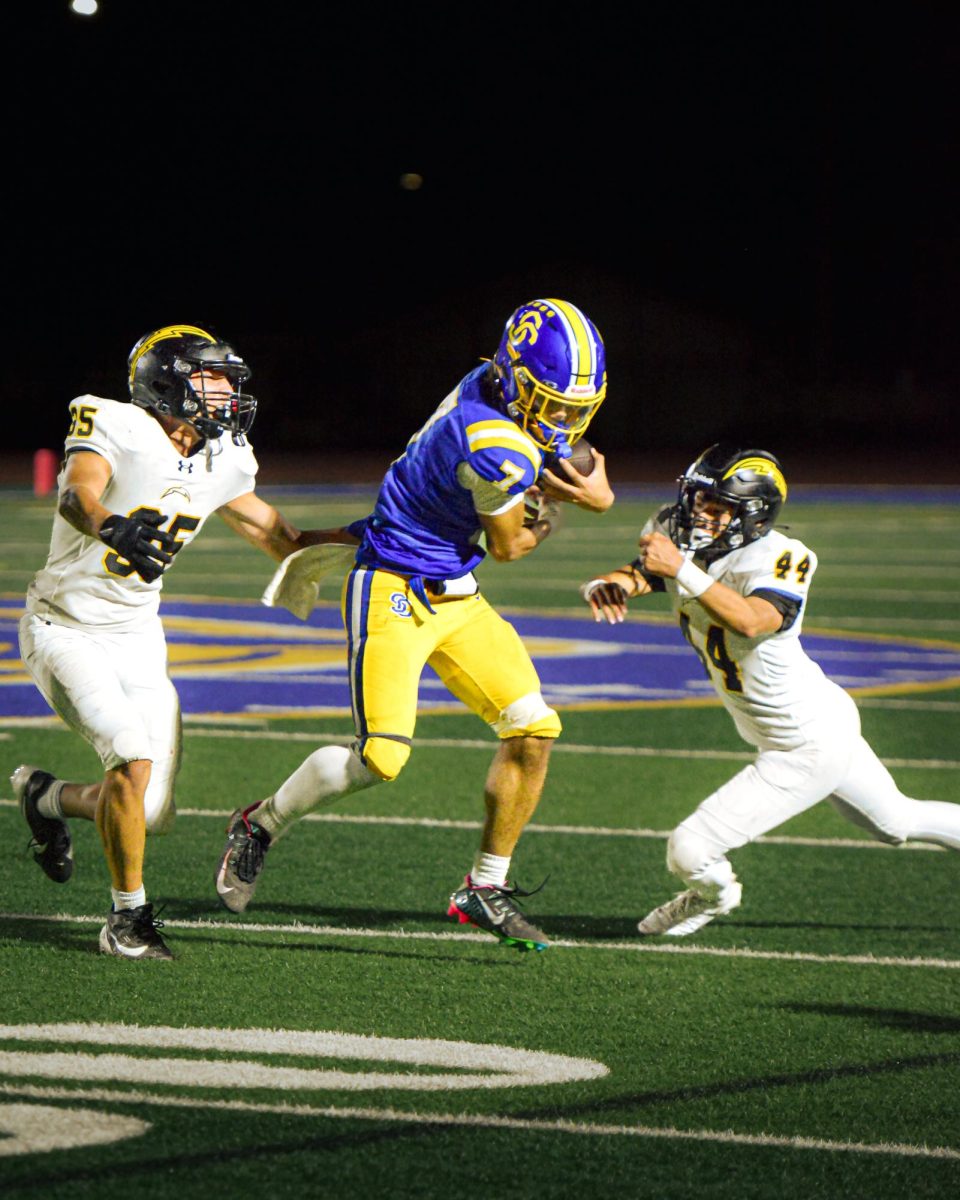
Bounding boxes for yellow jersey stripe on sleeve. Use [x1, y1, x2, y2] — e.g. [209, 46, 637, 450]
[466, 421, 542, 474]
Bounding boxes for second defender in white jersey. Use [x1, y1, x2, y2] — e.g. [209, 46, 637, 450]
[638, 506, 824, 752]
[581, 443, 960, 937]
[14, 324, 352, 960]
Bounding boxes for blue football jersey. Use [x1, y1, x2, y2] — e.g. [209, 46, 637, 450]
[357, 365, 543, 579]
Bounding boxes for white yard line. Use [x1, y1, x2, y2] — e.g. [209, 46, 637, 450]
[0, 1082, 956, 1160]
[142, 725, 960, 773]
[5, 720, 960, 767]
[0, 798, 947, 852]
[2, 726, 957, 852]
[180, 807, 952, 852]
[2, 912, 958, 971]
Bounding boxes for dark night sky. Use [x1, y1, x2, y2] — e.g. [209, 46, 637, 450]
[5, 2, 959, 474]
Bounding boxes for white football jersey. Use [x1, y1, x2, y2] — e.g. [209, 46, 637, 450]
[644, 513, 827, 750]
[26, 396, 258, 630]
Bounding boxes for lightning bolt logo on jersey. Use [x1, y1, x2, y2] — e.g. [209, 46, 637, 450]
[26, 397, 258, 631]
[357, 365, 543, 581]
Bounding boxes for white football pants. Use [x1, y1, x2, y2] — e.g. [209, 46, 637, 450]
[19, 613, 180, 834]
[667, 681, 960, 902]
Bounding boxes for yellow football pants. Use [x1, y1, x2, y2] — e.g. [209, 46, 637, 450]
[341, 567, 561, 780]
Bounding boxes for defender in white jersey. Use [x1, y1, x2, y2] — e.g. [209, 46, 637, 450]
[582, 443, 960, 936]
[13, 325, 352, 960]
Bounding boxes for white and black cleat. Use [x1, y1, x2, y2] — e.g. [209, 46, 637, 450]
[12, 763, 73, 883]
[99, 903, 173, 960]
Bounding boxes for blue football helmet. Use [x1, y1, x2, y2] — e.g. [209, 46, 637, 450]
[127, 324, 257, 440]
[493, 299, 606, 455]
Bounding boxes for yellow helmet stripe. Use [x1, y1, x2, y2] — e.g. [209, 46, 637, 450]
[723, 457, 788, 500]
[128, 324, 216, 385]
[543, 298, 598, 384]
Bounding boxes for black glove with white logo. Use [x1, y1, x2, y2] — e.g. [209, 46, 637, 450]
[98, 513, 175, 583]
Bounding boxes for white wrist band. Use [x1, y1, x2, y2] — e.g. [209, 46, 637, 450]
[675, 559, 714, 598]
[580, 578, 608, 601]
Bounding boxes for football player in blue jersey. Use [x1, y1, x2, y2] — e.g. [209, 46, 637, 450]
[216, 299, 614, 950]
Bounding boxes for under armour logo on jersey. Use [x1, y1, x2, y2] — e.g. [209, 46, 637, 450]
[389, 592, 413, 618]
[178, 460, 194, 474]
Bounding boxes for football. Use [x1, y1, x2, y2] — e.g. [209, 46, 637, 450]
[543, 437, 596, 477]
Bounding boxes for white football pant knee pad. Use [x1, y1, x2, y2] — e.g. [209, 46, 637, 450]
[261, 743, 380, 838]
[667, 825, 743, 913]
[491, 691, 562, 739]
[143, 755, 178, 836]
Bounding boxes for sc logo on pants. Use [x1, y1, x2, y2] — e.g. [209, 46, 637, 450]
[389, 592, 413, 618]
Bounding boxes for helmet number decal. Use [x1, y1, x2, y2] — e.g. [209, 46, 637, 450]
[103, 508, 199, 578]
[67, 404, 97, 439]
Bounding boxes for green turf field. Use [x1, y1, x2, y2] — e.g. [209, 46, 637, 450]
[2, 484, 959, 1198]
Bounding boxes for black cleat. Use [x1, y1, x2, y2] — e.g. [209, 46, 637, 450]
[215, 807, 271, 913]
[12, 763, 73, 883]
[99, 903, 173, 960]
[447, 876, 549, 952]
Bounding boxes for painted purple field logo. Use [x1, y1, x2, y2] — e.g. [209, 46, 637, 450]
[3, 599, 960, 720]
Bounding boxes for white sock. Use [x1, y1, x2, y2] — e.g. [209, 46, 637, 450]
[112, 887, 146, 911]
[254, 744, 379, 839]
[471, 852, 511, 887]
[687, 858, 742, 912]
[36, 779, 67, 820]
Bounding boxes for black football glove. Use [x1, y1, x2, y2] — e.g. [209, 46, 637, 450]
[98, 513, 175, 583]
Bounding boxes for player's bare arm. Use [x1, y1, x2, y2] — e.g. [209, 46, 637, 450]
[581, 564, 652, 624]
[59, 447, 175, 581]
[540, 447, 615, 512]
[480, 496, 557, 562]
[217, 492, 361, 562]
[57, 448, 116, 536]
[640, 531, 782, 637]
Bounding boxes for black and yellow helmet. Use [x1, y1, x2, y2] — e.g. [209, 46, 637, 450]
[127, 324, 257, 440]
[669, 443, 787, 560]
